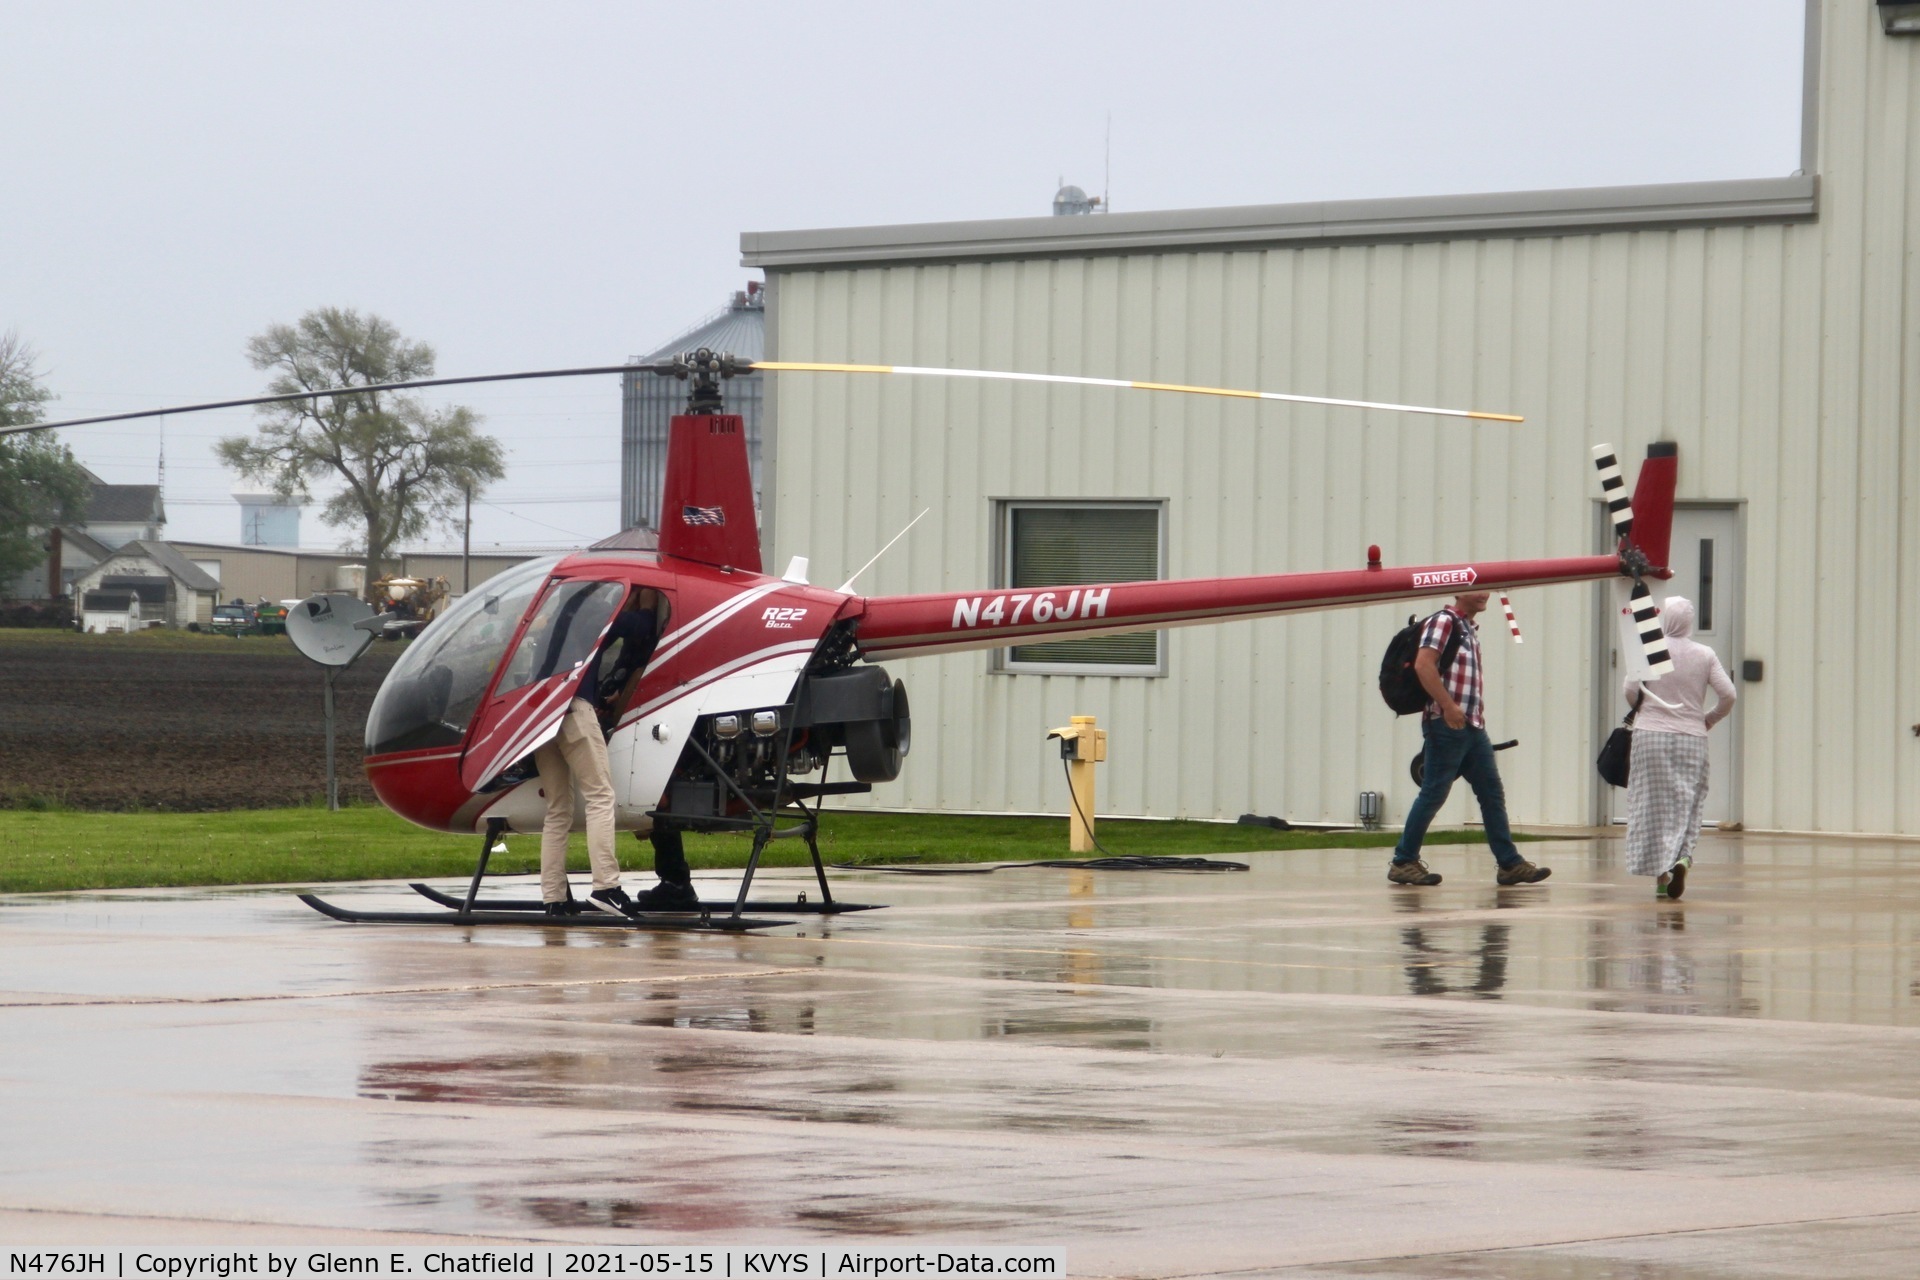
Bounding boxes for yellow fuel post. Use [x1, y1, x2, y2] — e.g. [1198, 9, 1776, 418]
[1047, 714, 1108, 853]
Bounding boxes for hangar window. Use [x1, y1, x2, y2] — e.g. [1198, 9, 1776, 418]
[995, 500, 1166, 676]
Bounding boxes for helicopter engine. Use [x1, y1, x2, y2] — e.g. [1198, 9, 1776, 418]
[664, 665, 910, 824]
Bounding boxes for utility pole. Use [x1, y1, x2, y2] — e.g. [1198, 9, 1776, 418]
[323, 667, 339, 810]
[462, 485, 472, 592]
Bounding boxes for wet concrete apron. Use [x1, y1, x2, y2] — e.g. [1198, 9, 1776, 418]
[4, 833, 1920, 1276]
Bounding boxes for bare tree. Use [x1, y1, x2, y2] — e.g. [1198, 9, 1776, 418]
[217, 308, 504, 580]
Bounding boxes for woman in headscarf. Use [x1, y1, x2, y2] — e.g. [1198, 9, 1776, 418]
[1623, 596, 1737, 900]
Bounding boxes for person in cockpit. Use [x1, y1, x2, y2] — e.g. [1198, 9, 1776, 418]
[534, 587, 660, 917]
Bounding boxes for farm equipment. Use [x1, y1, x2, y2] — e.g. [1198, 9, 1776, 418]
[253, 601, 289, 635]
[368, 575, 449, 639]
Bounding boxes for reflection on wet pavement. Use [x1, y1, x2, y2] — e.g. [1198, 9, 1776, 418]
[5, 835, 1920, 1273]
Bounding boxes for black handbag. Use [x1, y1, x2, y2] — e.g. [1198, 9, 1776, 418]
[1596, 691, 1645, 788]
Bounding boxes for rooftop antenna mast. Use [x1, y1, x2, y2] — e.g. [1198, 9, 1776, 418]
[1104, 111, 1111, 212]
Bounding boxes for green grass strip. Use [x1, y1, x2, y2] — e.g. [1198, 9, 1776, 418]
[0, 806, 1534, 893]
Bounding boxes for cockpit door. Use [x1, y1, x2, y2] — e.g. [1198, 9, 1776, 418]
[459, 579, 627, 791]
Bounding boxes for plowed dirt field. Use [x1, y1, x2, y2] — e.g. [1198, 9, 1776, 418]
[0, 632, 401, 810]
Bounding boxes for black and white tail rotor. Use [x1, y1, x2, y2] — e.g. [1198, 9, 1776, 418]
[1592, 443, 1676, 681]
[1592, 445, 1634, 546]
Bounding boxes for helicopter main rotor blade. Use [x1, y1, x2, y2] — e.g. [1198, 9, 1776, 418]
[3, 364, 639, 436]
[9, 353, 1524, 437]
[751, 361, 1525, 423]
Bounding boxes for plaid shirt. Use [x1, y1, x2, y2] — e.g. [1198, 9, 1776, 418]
[1420, 607, 1484, 729]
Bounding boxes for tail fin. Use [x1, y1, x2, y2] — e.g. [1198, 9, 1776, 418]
[656, 413, 764, 573]
[1628, 442, 1677, 570]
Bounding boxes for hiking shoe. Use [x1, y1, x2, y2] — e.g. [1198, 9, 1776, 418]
[542, 899, 582, 917]
[1496, 860, 1551, 885]
[1666, 855, 1691, 901]
[631, 880, 702, 912]
[587, 886, 636, 917]
[1388, 859, 1442, 886]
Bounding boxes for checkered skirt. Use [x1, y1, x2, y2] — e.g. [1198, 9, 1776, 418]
[1624, 730, 1710, 877]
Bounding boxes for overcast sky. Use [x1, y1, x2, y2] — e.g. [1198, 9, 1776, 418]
[4, 1, 1806, 552]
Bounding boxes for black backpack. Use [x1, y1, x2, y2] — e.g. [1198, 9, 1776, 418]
[1379, 612, 1465, 715]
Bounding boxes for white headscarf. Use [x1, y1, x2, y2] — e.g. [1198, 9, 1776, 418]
[1660, 595, 1696, 640]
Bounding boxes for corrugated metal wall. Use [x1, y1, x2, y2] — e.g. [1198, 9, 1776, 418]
[763, 1, 1919, 835]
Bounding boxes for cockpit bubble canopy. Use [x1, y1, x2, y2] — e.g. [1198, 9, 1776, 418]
[364, 556, 560, 755]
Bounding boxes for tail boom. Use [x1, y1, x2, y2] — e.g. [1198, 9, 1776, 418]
[851, 554, 1622, 661]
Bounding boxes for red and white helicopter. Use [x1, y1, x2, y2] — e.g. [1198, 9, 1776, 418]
[20, 350, 1678, 930]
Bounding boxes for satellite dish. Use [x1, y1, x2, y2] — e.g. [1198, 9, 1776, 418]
[287, 593, 376, 668]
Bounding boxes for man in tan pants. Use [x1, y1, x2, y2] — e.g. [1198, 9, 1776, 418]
[534, 696, 629, 916]
[532, 588, 662, 917]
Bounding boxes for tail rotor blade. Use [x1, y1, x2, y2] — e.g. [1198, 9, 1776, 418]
[1629, 581, 1675, 677]
[1592, 445, 1633, 542]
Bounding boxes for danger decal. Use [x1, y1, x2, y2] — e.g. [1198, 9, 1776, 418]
[1412, 567, 1478, 589]
[951, 588, 1110, 630]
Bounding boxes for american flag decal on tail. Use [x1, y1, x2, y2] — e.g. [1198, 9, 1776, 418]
[681, 505, 726, 527]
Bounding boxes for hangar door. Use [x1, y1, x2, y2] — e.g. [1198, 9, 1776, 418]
[1598, 505, 1743, 825]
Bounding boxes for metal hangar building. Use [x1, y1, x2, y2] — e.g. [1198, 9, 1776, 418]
[739, 0, 1916, 839]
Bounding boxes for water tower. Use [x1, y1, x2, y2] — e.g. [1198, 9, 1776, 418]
[236, 492, 300, 546]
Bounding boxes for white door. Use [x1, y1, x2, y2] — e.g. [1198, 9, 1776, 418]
[1601, 505, 1743, 824]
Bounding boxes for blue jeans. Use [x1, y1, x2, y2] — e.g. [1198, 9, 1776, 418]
[1393, 721, 1521, 869]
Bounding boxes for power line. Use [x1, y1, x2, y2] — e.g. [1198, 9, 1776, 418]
[475, 498, 595, 540]
[164, 494, 616, 507]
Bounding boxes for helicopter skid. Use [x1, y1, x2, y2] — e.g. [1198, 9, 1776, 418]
[406, 882, 882, 915]
[297, 893, 784, 932]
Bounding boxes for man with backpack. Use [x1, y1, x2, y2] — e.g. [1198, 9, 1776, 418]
[1387, 591, 1551, 887]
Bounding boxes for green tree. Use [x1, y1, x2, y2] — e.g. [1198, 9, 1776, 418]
[0, 331, 92, 585]
[217, 308, 505, 580]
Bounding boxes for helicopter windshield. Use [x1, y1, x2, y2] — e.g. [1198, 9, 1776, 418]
[364, 556, 560, 755]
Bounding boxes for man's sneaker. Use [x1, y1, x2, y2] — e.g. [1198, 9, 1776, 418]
[631, 880, 702, 912]
[543, 899, 582, 918]
[1496, 860, 1552, 885]
[1388, 859, 1442, 886]
[587, 886, 636, 917]
[1666, 855, 1691, 901]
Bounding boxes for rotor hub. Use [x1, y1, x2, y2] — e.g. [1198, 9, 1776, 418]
[642, 346, 752, 415]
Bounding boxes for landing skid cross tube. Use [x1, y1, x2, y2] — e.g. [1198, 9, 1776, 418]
[660, 722, 873, 926]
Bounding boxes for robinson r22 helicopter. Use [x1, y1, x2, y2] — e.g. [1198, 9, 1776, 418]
[18, 350, 1679, 930]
